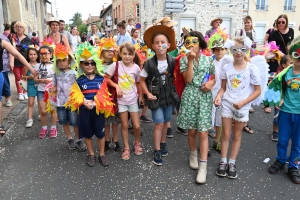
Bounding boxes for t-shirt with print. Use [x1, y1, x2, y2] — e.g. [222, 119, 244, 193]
[106, 61, 141, 105]
[52, 69, 77, 107]
[76, 74, 104, 102]
[35, 63, 55, 91]
[140, 60, 168, 85]
[103, 62, 114, 74]
[220, 62, 260, 109]
[281, 68, 300, 114]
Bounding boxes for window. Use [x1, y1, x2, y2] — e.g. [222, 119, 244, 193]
[284, 0, 296, 11]
[180, 18, 196, 32]
[25, 0, 29, 9]
[219, 0, 230, 2]
[254, 24, 266, 45]
[136, 4, 140, 18]
[144, 0, 148, 9]
[152, 0, 156, 5]
[220, 18, 231, 35]
[118, 5, 120, 19]
[256, 0, 268, 11]
[34, 1, 38, 16]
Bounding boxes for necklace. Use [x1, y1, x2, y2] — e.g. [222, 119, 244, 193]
[52, 32, 58, 36]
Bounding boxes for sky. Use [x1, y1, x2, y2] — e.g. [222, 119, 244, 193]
[47, 0, 112, 23]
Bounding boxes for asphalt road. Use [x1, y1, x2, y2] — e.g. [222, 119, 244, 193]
[0, 105, 299, 200]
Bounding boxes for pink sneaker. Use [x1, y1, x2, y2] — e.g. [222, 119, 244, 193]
[38, 129, 48, 139]
[49, 128, 57, 139]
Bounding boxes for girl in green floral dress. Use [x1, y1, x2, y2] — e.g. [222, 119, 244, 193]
[177, 31, 215, 184]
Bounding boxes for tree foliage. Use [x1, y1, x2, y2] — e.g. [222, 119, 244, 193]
[70, 12, 83, 27]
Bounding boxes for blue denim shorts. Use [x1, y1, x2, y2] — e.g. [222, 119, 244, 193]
[37, 91, 45, 101]
[57, 107, 78, 126]
[151, 105, 173, 124]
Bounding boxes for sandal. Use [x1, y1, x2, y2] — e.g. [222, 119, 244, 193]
[264, 107, 272, 113]
[133, 141, 143, 155]
[121, 148, 130, 160]
[0, 126, 6, 137]
[243, 125, 254, 134]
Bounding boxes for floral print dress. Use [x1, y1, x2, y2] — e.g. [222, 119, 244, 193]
[177, 55, 215, 132]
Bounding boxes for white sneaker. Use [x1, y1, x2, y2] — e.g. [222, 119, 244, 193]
[26, 119, 33, 128]
[5, 100, 12, 107]
[38, 115, 41, 121]
[18, 94, 25, 101]
[189, 151, 199, 170]
[23, 93, 28, 100]
[196, 162, 207, 184]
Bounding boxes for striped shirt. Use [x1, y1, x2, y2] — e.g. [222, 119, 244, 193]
[76, 74, 104, 101]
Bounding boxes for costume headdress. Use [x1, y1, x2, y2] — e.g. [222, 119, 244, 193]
[144, 17, 177, 52]
[53, 43, 77, 74]
[98, 37, 118, 62]
[206, 27, 229, 49]
[263, 41, 283, 62]
[75, 42, 103, 77]
[289, 35, 300, 60]
[134, 43, 148, 63]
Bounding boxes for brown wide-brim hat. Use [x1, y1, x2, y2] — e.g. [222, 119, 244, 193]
[46, 17, 60, 25]
[144, 25, 176, 52]
[210, 18, 223, 26]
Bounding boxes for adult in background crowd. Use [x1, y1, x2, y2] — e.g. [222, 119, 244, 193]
[235, 16, 257, 50]
[81, 32, 87, 43]
[3, 23, 10, 38]
[177, 26, 193, 48]
[58, 19, 72, 49]
[268, 14, 294, 55]
[70, 26, 81, 52]
[264, 20, 276, 45]
[131, 28, 142, 44]
[46, 18, 71, 50]
[31, 32, 39, 46]
[126, 18, 135, 34]
[0, 33, 13, 107]
[116, 20, 132, 46]
[9, 21, 32, 101]
[87, 23, 102, 46]
[205, 18, 223, 38]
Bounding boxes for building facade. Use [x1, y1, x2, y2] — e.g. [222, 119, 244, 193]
[248, 0, 300, 45]
[140, 0, 248, 39]
[0, 0, 49, 38]
[100, 4, 113, 35]
[112, 0, 140, 28]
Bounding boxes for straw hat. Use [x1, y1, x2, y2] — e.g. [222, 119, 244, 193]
[153, 17, 177, 28]
[46, 17, 60, 25]
[144, 24, 176, 52]
[210, 18, 223, 26]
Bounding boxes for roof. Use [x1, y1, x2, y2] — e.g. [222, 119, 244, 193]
[86, 16, 100, 24]
[100, 4, 112, 18]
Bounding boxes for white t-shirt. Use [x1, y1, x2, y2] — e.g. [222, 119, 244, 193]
[220, 62, 260, 109]
[35, 63, 55, 91]
[140, 60, 168, 84]
[106, 61, 141, 105]
[71, 35, 80, 52]
[126, 25, 134, 33]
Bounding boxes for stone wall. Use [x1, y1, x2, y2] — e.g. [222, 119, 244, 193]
[140, 0, 249, 38]
[112, 0, 139, 25]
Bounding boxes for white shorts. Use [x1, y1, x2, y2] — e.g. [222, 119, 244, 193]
[118, 102, 139, 113]
[221, 99, 249, 122]
[212, 104, 222, 127]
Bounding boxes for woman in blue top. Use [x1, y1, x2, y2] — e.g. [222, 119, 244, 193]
[116, 20, 132, 46]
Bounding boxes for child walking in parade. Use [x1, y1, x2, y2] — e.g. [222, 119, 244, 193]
[106, 42, 143, 161]
[177, 31, 216, 183]
[33, 45, 58, 139]
[24, 47, 39, 128]
[140, 22, 179, 166]
[51, 43, 87, 151]
[66, 42, 114, 167]
[214, 36, 261, 179]
[265, 36, 300, 184]
[207, 28, 229, 152]
[99, 37, 121, 152]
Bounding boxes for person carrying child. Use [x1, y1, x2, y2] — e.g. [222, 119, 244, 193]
[140, 22, 179, 166]
[214, 36, 261, 179]
[106, 42, 143, 161]
[265, 35, 300, 184]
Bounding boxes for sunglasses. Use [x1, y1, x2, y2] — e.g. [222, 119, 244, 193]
[277, 21, 286, 25]
[230, 46, 249, 54]
[81, 61, 96, 66]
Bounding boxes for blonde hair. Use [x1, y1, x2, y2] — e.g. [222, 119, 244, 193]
[14, 21, 27, 32]
[244, 16, 253, 30]
[233, 36, 250, 62]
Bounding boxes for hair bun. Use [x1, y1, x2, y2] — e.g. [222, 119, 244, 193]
[122, 20, 126, 24]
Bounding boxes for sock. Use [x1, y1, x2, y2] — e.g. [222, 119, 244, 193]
[199, 159, 207, 163]
[75, 139, 81, 143]
[51, 125, 56, 129]
[229, 158, 236, 165]
[220, 157, 227, 164]
[68, 138, 73, 141]
[42, 126, 47, 130]
[190, 150, 197, 157]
